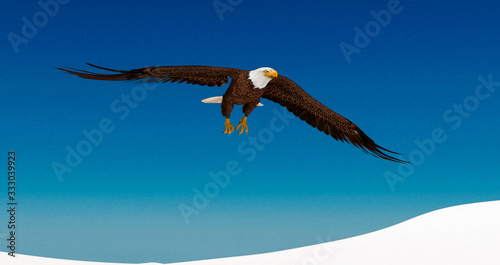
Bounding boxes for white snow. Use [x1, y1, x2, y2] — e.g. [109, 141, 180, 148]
[2, 200, 500, 265]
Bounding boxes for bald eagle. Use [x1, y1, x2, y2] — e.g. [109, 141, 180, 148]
[58, 63, 408, 163]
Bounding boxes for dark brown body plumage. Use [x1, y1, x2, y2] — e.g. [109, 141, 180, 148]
[58, 63, 408, 163]
[222, 71, 265, 118]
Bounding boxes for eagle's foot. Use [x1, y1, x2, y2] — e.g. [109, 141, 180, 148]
[223, 118, 234, 134]
[235, 117, 248, 135]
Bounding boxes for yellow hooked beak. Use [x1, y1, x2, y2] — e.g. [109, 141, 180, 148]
[264, 69, 278, 78]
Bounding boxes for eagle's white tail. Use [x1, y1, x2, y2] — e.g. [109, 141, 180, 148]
[201, 96, 223, 103]
[201, 96, 263, 106]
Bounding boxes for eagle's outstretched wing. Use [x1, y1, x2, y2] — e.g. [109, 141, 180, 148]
[57, 63, 242, 87]
[263, 76, 408, 163]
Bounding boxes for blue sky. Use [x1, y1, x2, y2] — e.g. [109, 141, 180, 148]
[1, 0, 500, 263]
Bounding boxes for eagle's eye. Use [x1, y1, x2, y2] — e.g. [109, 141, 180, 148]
[263, 70, 268, 73]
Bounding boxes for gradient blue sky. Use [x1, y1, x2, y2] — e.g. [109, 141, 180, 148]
[1, 0, 500, 263]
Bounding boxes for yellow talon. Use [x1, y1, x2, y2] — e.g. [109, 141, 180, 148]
[235, 117, 249, 135]
[223, 118, 234, 134]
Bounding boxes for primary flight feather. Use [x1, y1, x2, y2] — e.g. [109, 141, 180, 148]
[58, 63, 408, 163]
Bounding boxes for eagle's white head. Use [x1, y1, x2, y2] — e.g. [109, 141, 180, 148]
[249, 67, 278, 89]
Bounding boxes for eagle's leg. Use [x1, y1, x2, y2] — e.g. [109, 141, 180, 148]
[224, 118, 234, 134]
[237, 101, 259, 135]
[222, 99, 235, 134]
[235, 117, 248, 135]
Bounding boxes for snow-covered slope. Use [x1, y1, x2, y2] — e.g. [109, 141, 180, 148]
[2, 200, 500, 265]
